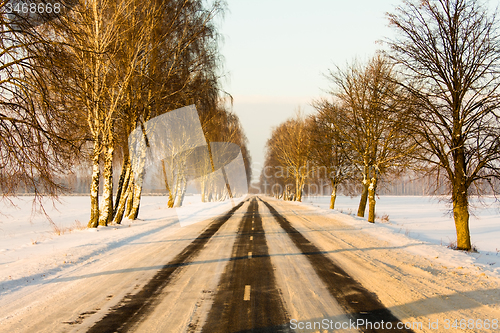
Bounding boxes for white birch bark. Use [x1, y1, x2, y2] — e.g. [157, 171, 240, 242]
[113, 162, 131, 224]
[99, 140, 114, 226]
[88, 140, 101, 228]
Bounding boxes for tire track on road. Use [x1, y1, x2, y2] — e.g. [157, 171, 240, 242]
[202, 197, 291, 333]
[260, 197, 414, 333]
[87, 199, 247, 333]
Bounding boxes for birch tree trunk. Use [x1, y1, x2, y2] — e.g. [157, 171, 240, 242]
[128, 131, 147, 219]
[128, 168, 144, 220]
[221, 166, 233, 199]
[113, 163, 131, 224]
[88, 140, 100, 228]
[173, 173, 183, 207]
[125, 178, 134, 218]
[113, 156, 130, 218]
[174, 174, 187, 207]
[200, 177, 207, 203]
[99, 142, 114, 226]
[173, 157, 189, 207]
[171, 166, 182, 206]
[161, 160, 175, 208]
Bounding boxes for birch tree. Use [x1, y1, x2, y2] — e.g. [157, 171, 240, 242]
[200, 104, 251, 201]
[0, 1, 81, 202]
[387, 0, 500, 250]
[111, 0, 228, 220]
[50, 0, 153, 227]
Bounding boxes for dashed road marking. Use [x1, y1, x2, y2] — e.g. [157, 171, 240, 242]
[243, 285, 251, 301]
[250, 236, 253, 241]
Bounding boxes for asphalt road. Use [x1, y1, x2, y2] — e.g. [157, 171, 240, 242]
[87, 196, 412, 333]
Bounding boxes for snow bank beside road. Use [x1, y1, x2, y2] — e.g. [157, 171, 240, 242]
[0, 195, 244, 297]
[299, 195, 500, 279]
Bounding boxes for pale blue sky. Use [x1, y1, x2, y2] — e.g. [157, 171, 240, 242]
[219, 0, 399, 179]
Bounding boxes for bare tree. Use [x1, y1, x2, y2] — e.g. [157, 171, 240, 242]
[265, 114, 311, 202]
[200, 104, 252, 201]
[0, 1, 81, 204]
[323, 56, 415, 222]
[387, 0, 500, 250]
[306, 112, 354, 209]
[260, 149, 287, 199]
[50, 0, 152, 227]
[36, 0, 230, 226]
[112, 0, 230, 219]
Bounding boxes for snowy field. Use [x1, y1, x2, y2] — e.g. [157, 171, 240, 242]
[301, 195, 500, 278]
[0, 195, 245, 292]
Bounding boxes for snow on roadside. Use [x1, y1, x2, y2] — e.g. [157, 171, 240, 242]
[298, 195, 500, 280]
[0, 195, 245, 296]
[1, 193, 497, 299]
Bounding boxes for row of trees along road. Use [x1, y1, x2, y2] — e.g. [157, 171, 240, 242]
[262, 0, 500, 251]
[0, 0, 251, 227]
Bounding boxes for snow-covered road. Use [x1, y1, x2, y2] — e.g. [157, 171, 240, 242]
[1, 196, 499, 332]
